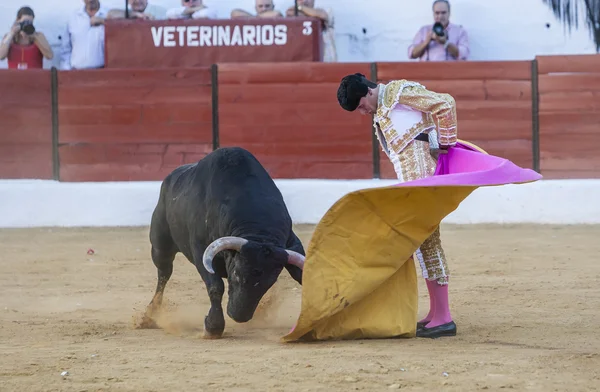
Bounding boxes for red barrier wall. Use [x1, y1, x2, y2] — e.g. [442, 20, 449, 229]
[376, 61, 533, 179]
[217, 63, 373, 178]
[537, 54, 600, 178]
[1, 55, 600, 182]
[0, 70, 53, 179]
[57, 68, 213, 181]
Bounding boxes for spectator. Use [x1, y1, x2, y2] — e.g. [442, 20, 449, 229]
[107, 0, 167, 20]
[166, 0, 218, 20]
[408, 0, 469, 61]
[285, 0, 336, 62]
[231, 0, 283, 19]
[0, 6, 53, 69]
[60, 0, 109, 70]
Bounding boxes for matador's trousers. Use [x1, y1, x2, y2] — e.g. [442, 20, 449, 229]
[389, 138, 450, 285]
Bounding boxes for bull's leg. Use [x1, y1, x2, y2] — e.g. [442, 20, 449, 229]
[139, 206, 177, 329]
[192, 245, 226, 339]
[148, 247, 176, 311]
[194, 263, 226, 339]
[284, 232, 304, 285]
[138, 246, 176, 329]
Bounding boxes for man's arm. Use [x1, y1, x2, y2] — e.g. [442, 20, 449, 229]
[90, 16, 105, 26]
[286, 5, 329, 21]
[455, 27, 469, 60]
[192, 8, 217, 19]
[231, 9, 282, 18]
[106, 9, 152, 19]
[259, 10, 283, 17]
[107, 9, 125, 18]
[408, 27, 432, 59]
[166, 6, 191, 19]
[439, 27, 469, 60]
[398, 85, 458, 147]
[230, 9, 252, 18]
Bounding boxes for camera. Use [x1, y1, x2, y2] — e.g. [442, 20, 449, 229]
[19, 20, 35, 35]
[432, 22, 445, 37]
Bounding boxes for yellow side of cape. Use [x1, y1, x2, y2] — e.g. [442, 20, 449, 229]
[281, 139, 490, 342]
[282, 184, 478, 342]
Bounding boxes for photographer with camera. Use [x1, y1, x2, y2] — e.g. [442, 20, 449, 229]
[0, 6, 54, 69]
[408, 0, 469, 62]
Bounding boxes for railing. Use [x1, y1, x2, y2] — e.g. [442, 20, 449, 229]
[1, 54, 599, 181]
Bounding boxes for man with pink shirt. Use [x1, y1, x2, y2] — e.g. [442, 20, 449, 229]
[408, 0, 469, 61]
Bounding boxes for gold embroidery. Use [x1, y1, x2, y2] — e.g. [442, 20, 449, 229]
[375, 80, 458, 157]
[391, 141, 449, 284]
[374, 80, 454, 285]
[397, 85, 458, 147]
[376, 110, 427, 157]
[388, 120, 423, 155]
[382, 80, 403, 108]
[393, 137, 437, 181]
[418, 227, 449, 284]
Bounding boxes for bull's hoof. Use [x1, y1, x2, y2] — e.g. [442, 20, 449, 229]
[203, 313, 225, 339]
[202, 330, 224, 339]
[136, 314, 160, 329]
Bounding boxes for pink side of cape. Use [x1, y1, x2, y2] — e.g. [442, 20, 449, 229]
[396, 142, 542, 187]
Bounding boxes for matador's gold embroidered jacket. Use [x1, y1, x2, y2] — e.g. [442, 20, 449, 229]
[373, 79, 458, 158]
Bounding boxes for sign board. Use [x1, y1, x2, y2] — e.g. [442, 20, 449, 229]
[104, 17, 323, 68]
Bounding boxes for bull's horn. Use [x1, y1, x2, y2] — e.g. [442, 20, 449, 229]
[285, 250, 305, 270]
[203, 236, 248, 274]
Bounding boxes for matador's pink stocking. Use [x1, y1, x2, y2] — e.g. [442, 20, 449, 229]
[424, 280, 453, 328]
[418, 279, 437, 324]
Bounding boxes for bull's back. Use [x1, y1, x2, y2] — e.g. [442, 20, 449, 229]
[199, 147, 281, 198]
[159, 147, 290, 236]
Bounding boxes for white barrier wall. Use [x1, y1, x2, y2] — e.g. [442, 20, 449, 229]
[0, 0, 596, 70]
[1, 179, 599, 228]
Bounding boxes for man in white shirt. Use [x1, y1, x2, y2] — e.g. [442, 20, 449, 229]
[231, 0, 283, 18]
[107, 0, 167, 20]
[166, 0, 218, 20]
[60, 0, 108, 70]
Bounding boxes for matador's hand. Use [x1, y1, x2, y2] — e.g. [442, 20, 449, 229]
[430, 148, 448, 161]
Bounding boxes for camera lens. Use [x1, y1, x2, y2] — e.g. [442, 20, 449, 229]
[20, 20, 36, 35]
[433, 22, 444, 36]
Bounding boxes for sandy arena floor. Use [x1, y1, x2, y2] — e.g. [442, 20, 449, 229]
[1, 224, 599, 391]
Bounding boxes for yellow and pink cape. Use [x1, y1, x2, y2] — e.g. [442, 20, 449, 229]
[282, 140, 541, 342]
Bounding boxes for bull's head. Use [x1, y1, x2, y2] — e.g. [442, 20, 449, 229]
[202, 236, 305, 323]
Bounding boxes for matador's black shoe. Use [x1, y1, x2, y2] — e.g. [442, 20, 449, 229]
[416, 321, 429, 329]
[416, 321, 456, 338]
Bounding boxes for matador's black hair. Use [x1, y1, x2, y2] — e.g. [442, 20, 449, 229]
[337, 73, 377, 112]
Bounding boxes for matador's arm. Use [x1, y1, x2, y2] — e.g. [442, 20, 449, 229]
[397, 85, 458, 147]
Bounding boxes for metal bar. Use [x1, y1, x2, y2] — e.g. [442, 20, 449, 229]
[531, 59, 540, 173]
[125, 0, 129, 18]
[50, 67, 60, 181]
[211, 63, 219, 151]
[370, 62, 380, 179]
[294, 0, 299, 16]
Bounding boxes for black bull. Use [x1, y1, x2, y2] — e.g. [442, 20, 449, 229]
[139, 147, 306, 338]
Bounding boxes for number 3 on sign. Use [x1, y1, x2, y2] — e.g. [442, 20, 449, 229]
[302, 21, 313, 35]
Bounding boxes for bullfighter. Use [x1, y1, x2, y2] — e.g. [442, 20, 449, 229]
[336, 73, 458, 339]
